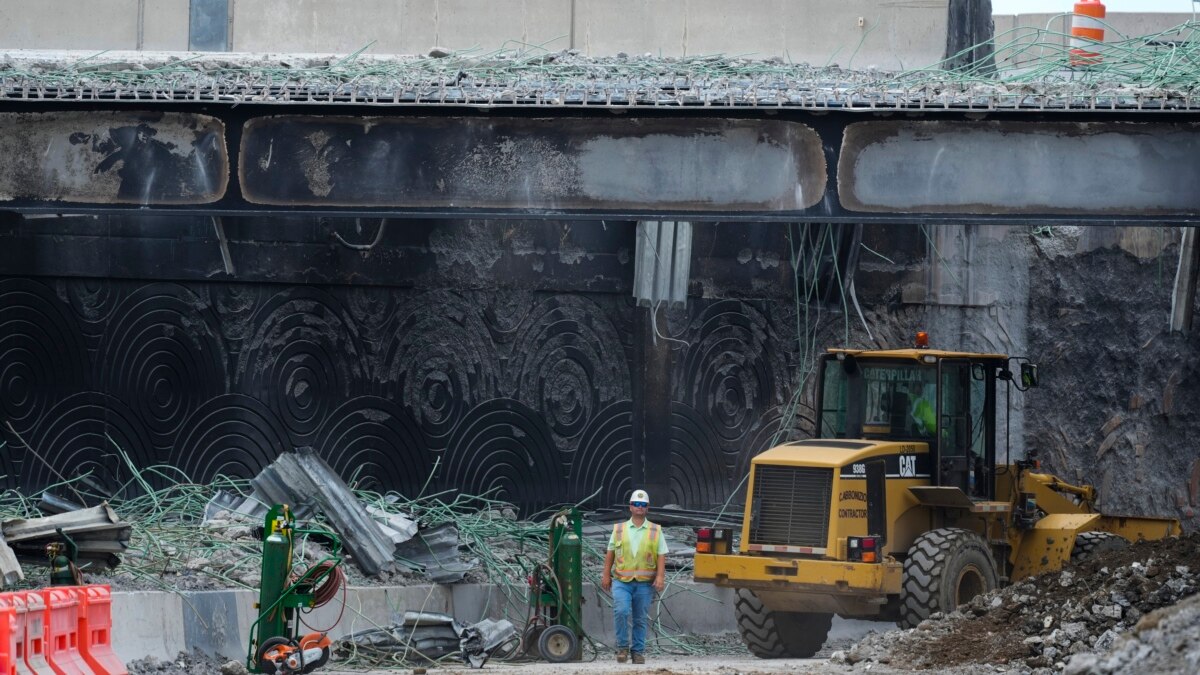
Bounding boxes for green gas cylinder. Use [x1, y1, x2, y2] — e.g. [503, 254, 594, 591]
[254, 505, 294, 653]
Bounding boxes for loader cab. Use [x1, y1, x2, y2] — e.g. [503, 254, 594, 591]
[816, 348, 1009, 500]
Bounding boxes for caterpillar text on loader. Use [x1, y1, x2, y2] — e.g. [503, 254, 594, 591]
[693, 335, 1181, 658]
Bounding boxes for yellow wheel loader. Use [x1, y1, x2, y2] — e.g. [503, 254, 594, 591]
[692, 337, 1181, 658]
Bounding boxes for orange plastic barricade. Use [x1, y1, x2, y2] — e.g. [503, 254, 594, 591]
[1, 594, 16, 675]
[74, 588, 125, 675]
[38, 590, 91, 675]
[17, 592, 52, 674]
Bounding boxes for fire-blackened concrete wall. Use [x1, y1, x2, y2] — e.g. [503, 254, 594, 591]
[2, 215, 1195, 529]
[0, 217, 811, 512]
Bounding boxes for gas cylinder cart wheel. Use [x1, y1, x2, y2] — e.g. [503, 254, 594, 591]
[899, 527, 998, 629]
[520, 623, 547, 657]
[1070, 531, 1128, 564]
[256, 636, 297, 674]
[536, 625, 579, 663]
[735, 588, 833, 658]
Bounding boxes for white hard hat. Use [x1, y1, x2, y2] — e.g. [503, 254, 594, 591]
[629, 489, 650, 505]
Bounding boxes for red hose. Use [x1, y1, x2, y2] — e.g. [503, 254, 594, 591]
[296, 561, 347, 633]
[295, 561, 344, 607]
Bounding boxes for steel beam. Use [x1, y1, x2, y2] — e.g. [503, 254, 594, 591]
[0, 105, 1197, 225]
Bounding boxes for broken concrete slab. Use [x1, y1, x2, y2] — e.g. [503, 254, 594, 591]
[0, 531, 22, 588]
[367, 505, 417, 545]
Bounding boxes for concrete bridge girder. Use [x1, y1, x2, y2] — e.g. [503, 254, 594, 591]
[0, 108, 1198, 225]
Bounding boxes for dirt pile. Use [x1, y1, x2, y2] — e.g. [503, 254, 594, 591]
[834, 533, 1200, 672]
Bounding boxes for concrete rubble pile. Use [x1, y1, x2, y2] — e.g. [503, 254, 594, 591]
[833, 533, 1200, 673]
[3, 446, 725, 597]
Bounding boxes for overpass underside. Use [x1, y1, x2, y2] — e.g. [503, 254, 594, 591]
[0, 105, 1198, 224]
[1, 92, 1198, 511]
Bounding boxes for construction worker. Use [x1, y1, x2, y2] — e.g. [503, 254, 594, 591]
[910, 380, 936, 436]
[601, 488, 668, 665]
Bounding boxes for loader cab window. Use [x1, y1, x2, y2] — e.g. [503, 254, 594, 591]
[818, 357, 937, 442]
[938, 360, 994, 498]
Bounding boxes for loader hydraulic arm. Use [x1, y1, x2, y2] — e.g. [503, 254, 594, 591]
[1022, 471, 1098, 512]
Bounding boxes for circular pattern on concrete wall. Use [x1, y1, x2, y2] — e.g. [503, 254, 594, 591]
[344, 286, 400, 339]
[237, 288, 369, 446]
[55, 278, 117, 349]
[512, 295, 629, 454]
[482, 290, 537, 338]
[173, 394, 291, 482]
[98, 283, 228, 450]
[668, 402, 728, 509]
[23, 392, 154, 497]
[208, 283, 265, 344]
[674, 300, 783, 446]
[567, 400, 634, 509]
[733, 402, 816, 498]
[442, 398, 563, 512]
[0, 279, 89, 437]
[380, 291, 499, 449]
[0, 440, 16, 490]
[315, 396, 433, 496]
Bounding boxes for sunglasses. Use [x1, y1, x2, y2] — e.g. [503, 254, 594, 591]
[630, 501, 649, 508]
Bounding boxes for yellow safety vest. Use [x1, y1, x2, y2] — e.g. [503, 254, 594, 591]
[612, 521, 662, 582]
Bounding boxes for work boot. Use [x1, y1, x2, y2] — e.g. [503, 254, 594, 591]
[632, 652, 645, 664]
[616, 648, 628, 663]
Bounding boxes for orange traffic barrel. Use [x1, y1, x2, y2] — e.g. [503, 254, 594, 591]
[1070, 0, 1106, 66]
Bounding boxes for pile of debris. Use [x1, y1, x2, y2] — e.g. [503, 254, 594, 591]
[3, 447, 724, 597]
[336, 611, 517, 669]
[1, 503, 131, 588]
[835, 533, 1200, 672]
[206, 447, 405, 578]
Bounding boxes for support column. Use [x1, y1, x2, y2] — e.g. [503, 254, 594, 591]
[631, 304, 673, 504]
[945, 0, 995, 72]
[1170, 227, 1199, 334]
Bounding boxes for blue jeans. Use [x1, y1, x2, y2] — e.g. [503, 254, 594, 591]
[612, 579, 654, 653]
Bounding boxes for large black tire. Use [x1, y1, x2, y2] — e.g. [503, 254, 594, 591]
[735, 589, 833, 658]
[899, 528, 998, 629]
[1070, 531, 1128, 564]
